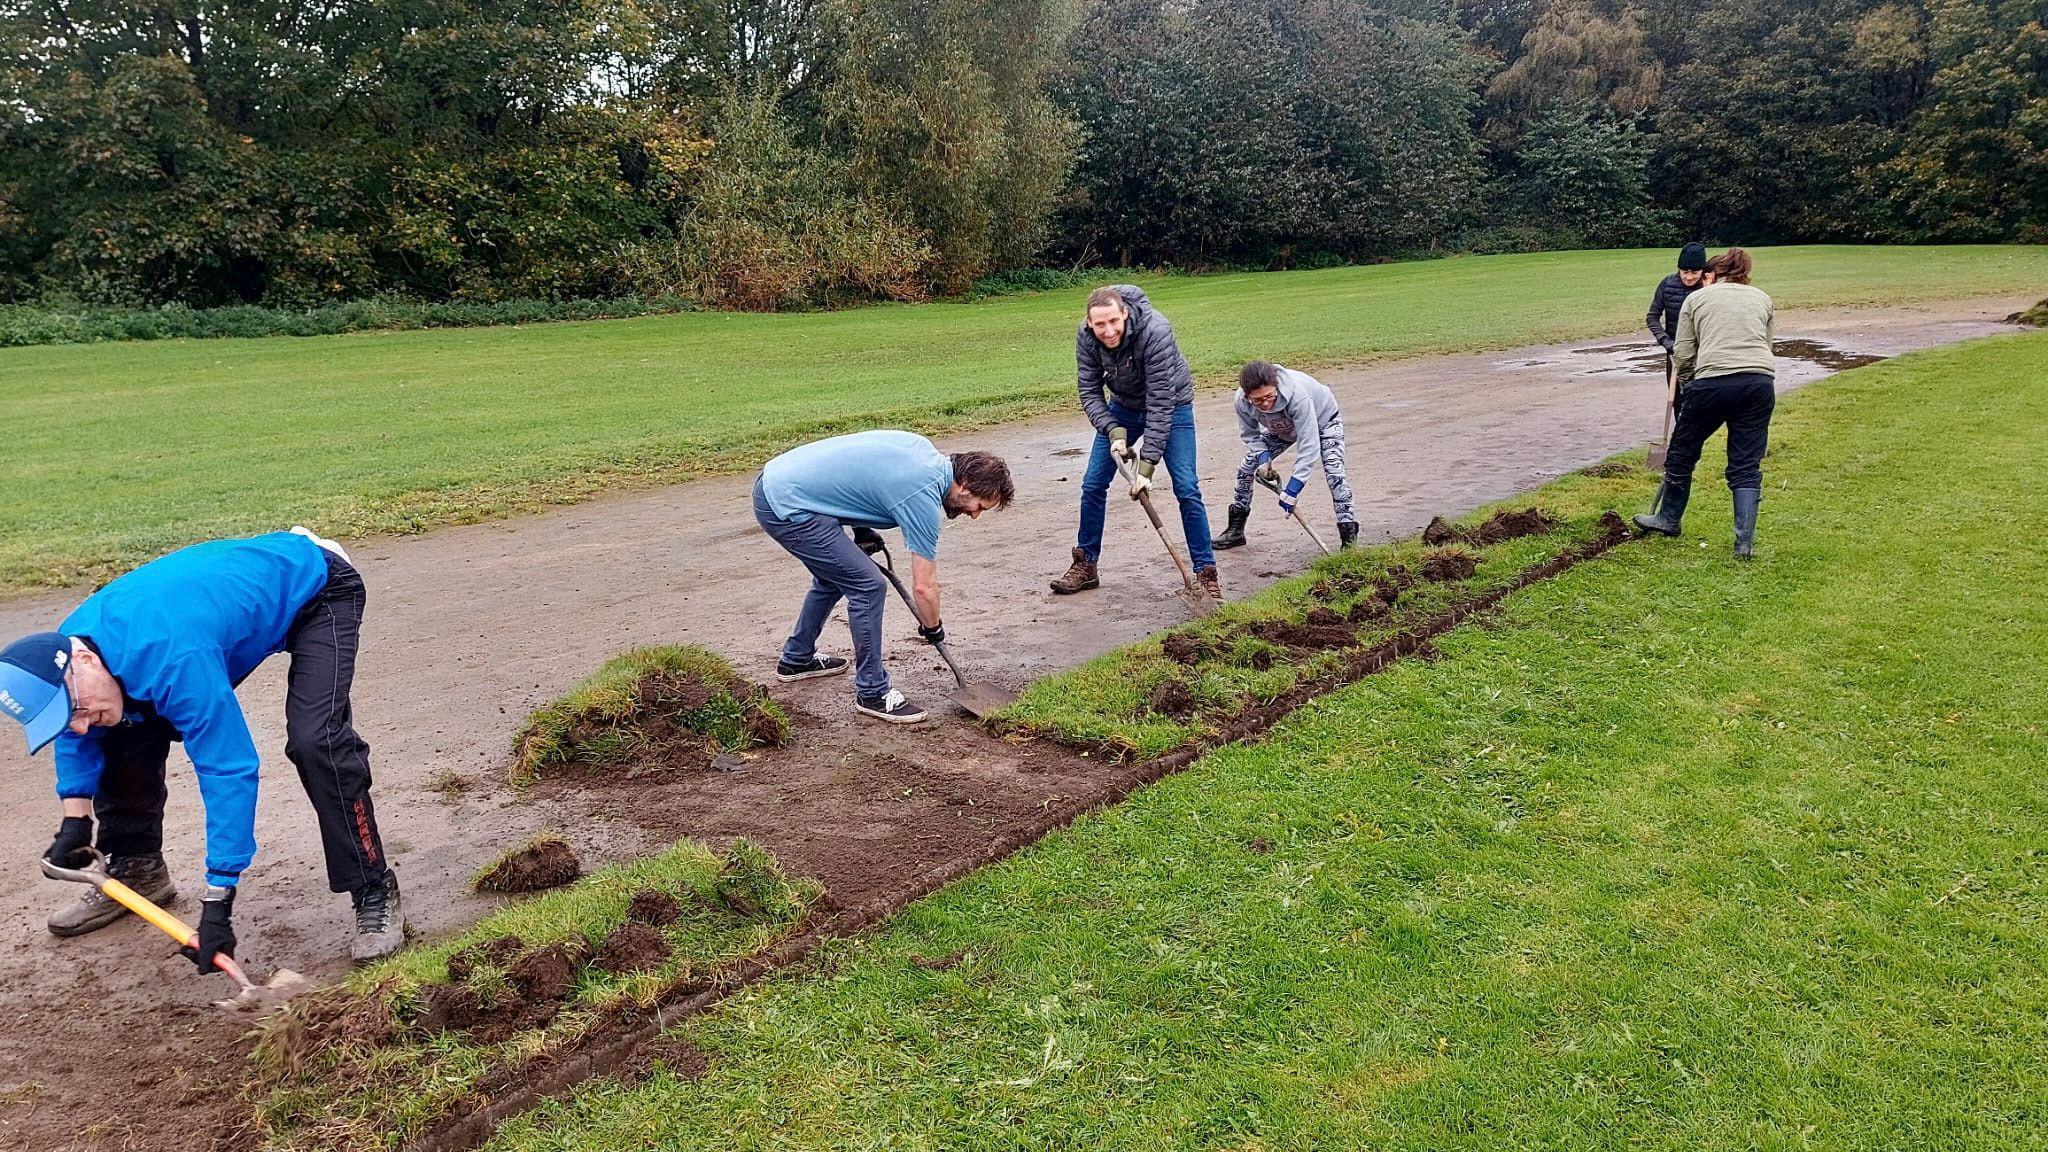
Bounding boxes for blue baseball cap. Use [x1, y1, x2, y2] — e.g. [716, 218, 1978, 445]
[0, 632, 74, 754]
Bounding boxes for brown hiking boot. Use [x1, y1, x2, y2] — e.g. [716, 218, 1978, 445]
[49, 853, 177, 937]
[1196, 565, 1222, 601]
[1049, 548, 1099, 594]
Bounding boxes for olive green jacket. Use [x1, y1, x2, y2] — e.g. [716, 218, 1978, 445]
[1674, 282, 1775, 383]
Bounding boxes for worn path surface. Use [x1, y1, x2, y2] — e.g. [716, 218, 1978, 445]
[0, 297, 2023, 1150]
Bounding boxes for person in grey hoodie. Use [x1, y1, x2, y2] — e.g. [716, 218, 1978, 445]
[1211, 361, 1357, 550]
[1050, 285, 1221, 599]
[1633, 248, 1776, 558]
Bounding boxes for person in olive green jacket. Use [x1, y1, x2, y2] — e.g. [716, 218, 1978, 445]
[1633, 248, 1776, 559]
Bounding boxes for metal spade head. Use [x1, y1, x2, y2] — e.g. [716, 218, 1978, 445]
[948, 680, 1020, 718]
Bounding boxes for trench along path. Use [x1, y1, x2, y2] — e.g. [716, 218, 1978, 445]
[0, 298, 2023, 1150]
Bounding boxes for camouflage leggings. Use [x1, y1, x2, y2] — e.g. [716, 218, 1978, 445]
[1232, 422, 1355, 524]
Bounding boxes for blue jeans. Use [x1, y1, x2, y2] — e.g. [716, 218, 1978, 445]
[754, 477, 890, 699]
[1077, 401, 1215, 572]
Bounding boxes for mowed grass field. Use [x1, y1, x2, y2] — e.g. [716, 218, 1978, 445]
[471, 332, 2048, 1150]
[6, 244, 2045, 594]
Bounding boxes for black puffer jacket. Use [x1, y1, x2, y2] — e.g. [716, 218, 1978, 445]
[1076, 285, 1195, 464]
[1646, 273, 1700, 350]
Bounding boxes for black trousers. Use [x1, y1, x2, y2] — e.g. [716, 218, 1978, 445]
[94, 550, 388, 895]
[1665, 371, 1776, 491]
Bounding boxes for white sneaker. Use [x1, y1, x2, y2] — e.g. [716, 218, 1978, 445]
[855, 689, 928, 724]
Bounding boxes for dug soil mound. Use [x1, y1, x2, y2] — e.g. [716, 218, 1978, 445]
[447, 934, 525, 981]
[1419, 549, 1480, 582]
[593, 921, 671, 975]
[1423, 506, 1558, 547]
[473, 837, 582, 894]
[1160, 632, 1212, 666]
[628, 888, 684, 926]
[508, 941, 586, 1002]
[1146, 677, 1200, 720]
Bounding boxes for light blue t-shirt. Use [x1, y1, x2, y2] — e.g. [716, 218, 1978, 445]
[762, 431, 954, 560]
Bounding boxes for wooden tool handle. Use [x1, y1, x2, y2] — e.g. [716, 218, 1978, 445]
[100, 878, 255, 987]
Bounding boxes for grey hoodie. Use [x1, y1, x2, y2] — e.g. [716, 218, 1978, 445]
[1076, 285, 1196, 465]
[1235, 366, 1343, 489]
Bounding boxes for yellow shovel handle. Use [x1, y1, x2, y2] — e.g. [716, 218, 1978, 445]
[100, 878, 198, 945]
[99, 878, 254, 986]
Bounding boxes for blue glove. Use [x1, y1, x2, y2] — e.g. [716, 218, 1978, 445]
[1278, 476, 1304, 516]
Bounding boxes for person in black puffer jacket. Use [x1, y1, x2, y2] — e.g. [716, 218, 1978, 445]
[1049, 285, 1221, 600]
[1646, 242, 1708, 361]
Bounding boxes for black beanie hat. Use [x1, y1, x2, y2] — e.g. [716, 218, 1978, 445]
[1678, 242, 1708, 271]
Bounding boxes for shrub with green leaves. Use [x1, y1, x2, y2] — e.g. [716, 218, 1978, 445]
[510, 646, 788, 785]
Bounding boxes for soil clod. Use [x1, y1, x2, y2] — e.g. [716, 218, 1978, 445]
[414, 984, 484, 1036]
[1146, 677, 1200, 720]
[507, 942, 584, 1003]
[593, 921, 671, 976]
[1419, 549, 1479, 582]
[1303, 606, 1345, 627]
[473, 836, 582, 894]
[1252, 618, 1359, 651]
[627, 888, 684, 926]
[447, 934, 525, 982]
[1424, 507, 1558, 547]
[1160, 632, 1211, 666]
[909, 949, 967, 971]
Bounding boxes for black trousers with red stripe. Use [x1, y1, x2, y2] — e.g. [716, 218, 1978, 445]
[93, 550, 388, 895]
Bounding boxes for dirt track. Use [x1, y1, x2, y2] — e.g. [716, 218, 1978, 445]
[0, 298, 2023, 1150]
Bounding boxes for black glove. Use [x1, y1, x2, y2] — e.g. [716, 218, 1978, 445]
[44, 815, 93, 869]
[851, 526, 886, 556]
[917, 621, 946, 646]
[181, 888, 236, 975]
[1660, 337, 1675, 352]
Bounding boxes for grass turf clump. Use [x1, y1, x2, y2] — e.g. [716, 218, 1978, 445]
[245, 837, 821, 1152]
[510, 645, 788, 785]
[472, 835, 583, 894]
[2010, 297, 2048, 327]
[714, 838, 814, 922]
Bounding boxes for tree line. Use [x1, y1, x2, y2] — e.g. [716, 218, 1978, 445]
[2, 0, 2041, 312]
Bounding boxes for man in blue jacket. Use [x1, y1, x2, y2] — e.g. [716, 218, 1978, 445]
[1049, 285, 1222, 600]
[755, 431, 1014, 724]
[0, 528, 405, 973]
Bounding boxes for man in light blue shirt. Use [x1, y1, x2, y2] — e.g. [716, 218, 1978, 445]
[754, 431, 1014, 723]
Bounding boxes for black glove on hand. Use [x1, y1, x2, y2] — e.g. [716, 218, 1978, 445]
[182, 889, 236, 976]
[44, 815, 93, 869]
[1660, 337, 1675, 352]
[917, 621, 946, 646]
[852, 526, 886, 556]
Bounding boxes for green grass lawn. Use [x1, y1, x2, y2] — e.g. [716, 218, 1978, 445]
[467, 331, 2048, 1150]
[7, 245, 2044, 594]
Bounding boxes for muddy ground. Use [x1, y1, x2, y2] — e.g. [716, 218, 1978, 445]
[0, 298, 2024, 1150]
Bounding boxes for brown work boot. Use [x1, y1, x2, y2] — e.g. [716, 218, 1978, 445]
[1196, 565, 1222, 601]
[48, 853, 177, 938]
[1049, 548, 1099, 594]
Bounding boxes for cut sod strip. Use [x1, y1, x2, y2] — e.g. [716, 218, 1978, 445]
[467, 332, 2048, 1150]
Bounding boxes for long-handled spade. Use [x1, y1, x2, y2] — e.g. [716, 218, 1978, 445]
[868, 542, 1019, 719]
[1108, 452, 1216, 618]
[42, 848, 309, 1013]
[1647, 360, 1677, 472]
[1254, 472, 1333, 556]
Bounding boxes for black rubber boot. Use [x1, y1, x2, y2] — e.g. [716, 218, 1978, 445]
[1732, 488, 1760, 559]
[1631, 476, 1690, 537]
[1212, 505, 1250, 550]
[1337, 522, 1358, 549]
